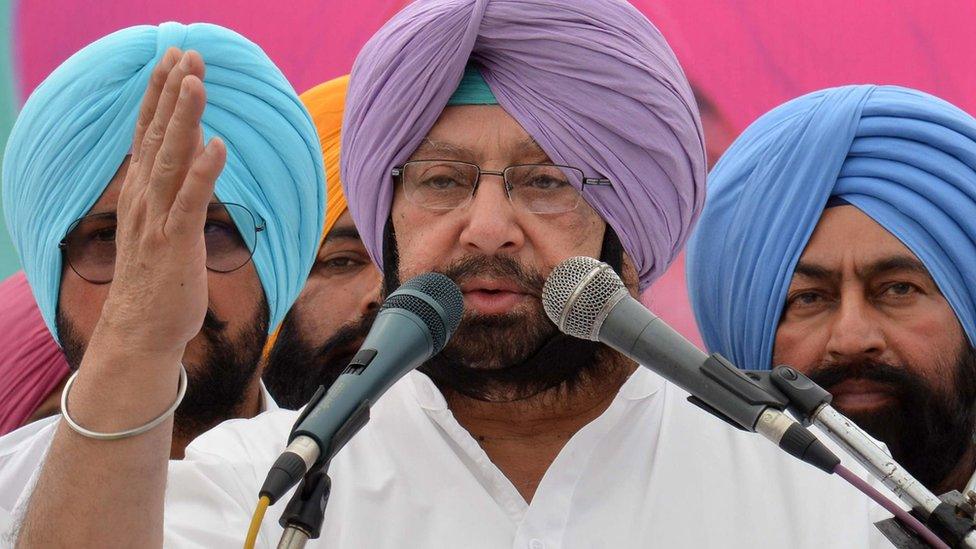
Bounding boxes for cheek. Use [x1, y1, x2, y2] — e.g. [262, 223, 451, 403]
[523, 208, 605, 266]
[57, 273, 111, 343]
[886, 300, 965, 382]
[772, 323, 829, 372]
[206, 265, 266, 330]
[392, 203, 458, 279]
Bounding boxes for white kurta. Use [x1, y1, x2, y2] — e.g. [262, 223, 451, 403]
[160, 368, 896, 548]
[0, 382, 278, 545]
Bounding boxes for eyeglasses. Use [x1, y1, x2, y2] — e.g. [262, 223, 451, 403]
[391, 160, 612, 215]
[59, 202, 265, 284]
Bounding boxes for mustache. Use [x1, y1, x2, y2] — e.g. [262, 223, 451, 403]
[438, 255, 545, 297]
[202, 306, 229, 334]
[805, 360, 922, 393]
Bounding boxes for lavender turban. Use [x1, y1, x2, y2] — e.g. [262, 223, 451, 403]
[341, 0, 705, 290]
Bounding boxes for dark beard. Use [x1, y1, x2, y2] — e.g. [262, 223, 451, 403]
[57, 299, 269, 442]
[263, 309, 377, 409]
[380, 220, 628, 403]
[807, 345, 976, 491]
[415, 254, 608, 402]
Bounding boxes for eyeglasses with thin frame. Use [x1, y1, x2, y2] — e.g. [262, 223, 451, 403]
[391, 159, 612, 215]
[59, 202, 266, 284]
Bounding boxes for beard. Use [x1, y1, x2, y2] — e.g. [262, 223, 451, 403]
[806, 345, 976, 491]
[263, 309, 377, 410]
[57, 299, 269, 442]
[411, 254, 612, 402]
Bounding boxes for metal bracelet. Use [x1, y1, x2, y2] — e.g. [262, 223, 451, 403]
[60, 363, 188, 440]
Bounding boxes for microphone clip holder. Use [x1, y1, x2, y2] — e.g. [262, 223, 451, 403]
[277, 470, 333, 549]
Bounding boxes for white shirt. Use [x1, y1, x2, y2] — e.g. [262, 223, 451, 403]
[161, 369, 895, 548]
[0, 381, 278, 545]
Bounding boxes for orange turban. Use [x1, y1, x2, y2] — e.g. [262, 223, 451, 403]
[262, 75, 350, 359]
[303, 75, 350, 241]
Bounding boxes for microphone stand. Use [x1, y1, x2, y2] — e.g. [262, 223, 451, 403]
[762, 365, 976, 549]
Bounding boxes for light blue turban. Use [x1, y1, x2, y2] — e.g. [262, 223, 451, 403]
[2, 22, 325, 341]
[687, 85, 976, 371]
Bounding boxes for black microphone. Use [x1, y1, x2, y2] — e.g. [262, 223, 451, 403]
[541, 256, 839, 473]
[260, 272, 464, 503]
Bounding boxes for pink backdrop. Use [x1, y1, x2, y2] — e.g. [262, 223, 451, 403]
[13, 1, 976, 348]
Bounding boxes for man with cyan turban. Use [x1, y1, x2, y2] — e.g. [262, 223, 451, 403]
[263, 75, 382, 409]
[138, 1, 891, 547]
[0, 22, 324, 546]
[688, 85, 976, 495]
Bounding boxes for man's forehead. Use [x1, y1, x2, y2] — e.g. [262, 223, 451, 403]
[796, 204, 930, 277]
[412, 105, 548, 161]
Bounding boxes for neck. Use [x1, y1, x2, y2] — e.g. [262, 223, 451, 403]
[168, 378, 264, 459]
[936, 444, 976, 495]
[444, 350, 637, 502]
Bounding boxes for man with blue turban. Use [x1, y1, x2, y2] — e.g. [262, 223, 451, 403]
[72, 1, 897, 547]
[688, 84, 976, 495]
[0, 22, 324, 545]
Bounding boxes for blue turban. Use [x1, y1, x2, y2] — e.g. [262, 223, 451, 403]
[2, 22, 325, 341]
[687, 85, 976, 371]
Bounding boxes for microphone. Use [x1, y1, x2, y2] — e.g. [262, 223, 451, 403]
[541, 256, 839, 473]
[260, 272, 464, 503]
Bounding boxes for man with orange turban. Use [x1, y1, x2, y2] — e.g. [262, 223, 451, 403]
[263, 76, 382, 409]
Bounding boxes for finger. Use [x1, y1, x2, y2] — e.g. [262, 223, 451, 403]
[166, 137, 225, 240]
[147, 74, 208, 218]
[136, 50, 206, 186]
[130, 48, 181, 164]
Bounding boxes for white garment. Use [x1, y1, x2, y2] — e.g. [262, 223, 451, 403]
[162, 369, 896, 548]
[0, 381, 278, 546]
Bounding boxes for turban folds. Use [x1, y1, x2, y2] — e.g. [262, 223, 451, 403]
[0, 272, 70, 436]
[341, 0, 705, 290]
[687, 85, 976, 371]
[2, 22, 325, 340]
[263, 76, 351, 357]
[300, 75, 350, 241]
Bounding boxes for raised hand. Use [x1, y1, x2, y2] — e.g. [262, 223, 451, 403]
[96, 48, 227, 358]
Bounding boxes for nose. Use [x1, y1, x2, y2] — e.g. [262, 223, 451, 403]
[358, 268, 383, 316]
[825, 292, 886, 362]
[457, 173, 524, 256]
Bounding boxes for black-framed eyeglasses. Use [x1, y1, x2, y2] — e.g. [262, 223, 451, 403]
[391, 159, 612, 215]
[59, 202, 266, 284]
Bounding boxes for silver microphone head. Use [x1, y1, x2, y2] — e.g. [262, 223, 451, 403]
[542, 256, 629, 341]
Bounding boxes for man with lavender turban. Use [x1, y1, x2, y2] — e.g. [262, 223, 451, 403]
[149, 3, 892, 548]
[687, 85, 976, 493]
[342, 0, 706, 290]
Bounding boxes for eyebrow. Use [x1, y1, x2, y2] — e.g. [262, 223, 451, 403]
[323, 226, 362, 243]
[793, 255, 931, 281]
[859, 255, 930, 280]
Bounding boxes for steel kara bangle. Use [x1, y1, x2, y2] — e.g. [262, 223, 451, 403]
[60, 363, 188, 440]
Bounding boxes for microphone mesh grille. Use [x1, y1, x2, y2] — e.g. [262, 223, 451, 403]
[382, 293, 447, 351]
[383, 272, 464, 353]
[542, 256, 625, 340]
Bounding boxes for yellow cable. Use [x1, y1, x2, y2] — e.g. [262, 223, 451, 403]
[244, 495, 271, 549]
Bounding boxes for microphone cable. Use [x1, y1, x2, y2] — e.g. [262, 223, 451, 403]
[834, 463, 948, 549]
[244, 495, 271, 549]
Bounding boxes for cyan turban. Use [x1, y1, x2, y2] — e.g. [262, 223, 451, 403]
[687, 85, 976, 371]
[342, 0, 705, 290]
[2, 22, 325, 341]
